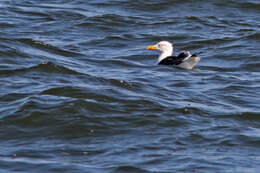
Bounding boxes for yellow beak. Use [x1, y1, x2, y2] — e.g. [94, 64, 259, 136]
[147, 45, 157, 50]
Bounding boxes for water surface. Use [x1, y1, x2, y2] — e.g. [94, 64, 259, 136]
[0, 0, 260, 172]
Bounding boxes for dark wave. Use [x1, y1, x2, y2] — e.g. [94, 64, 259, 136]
[113, 166, 149, 173]
[0, 62, 82, 76]
[16, 38, 82, 57]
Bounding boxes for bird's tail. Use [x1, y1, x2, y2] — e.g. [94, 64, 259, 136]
[191, 51, 203, 57]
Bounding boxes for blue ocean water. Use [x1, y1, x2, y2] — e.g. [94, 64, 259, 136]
[0, 0, 260, 172]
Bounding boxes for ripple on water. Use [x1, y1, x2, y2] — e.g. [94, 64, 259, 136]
[0, 0, 260, 172]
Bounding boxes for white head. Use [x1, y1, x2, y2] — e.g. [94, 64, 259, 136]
[147, 41, 173, 62]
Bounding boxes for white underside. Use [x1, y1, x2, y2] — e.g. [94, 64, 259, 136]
[176, 56, 200, 70]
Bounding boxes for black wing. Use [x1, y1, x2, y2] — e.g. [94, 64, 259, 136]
[158, 51, 191, 65]
[158, 56, 182, 65]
